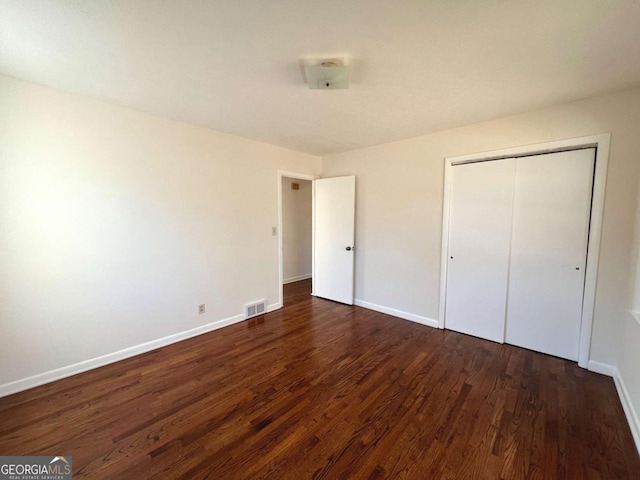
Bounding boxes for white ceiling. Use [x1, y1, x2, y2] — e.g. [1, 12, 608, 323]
[2, 1, 640, 156]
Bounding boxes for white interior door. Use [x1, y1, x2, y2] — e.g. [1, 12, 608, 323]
[313, 176, 356, 304]
[505, 149, 595, 361]
[445, 159, 515, 343]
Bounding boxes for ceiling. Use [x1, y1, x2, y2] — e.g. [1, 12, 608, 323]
[2, 1, 640, 156]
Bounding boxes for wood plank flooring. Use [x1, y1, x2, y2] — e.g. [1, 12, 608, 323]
[1, 279, 638, 479]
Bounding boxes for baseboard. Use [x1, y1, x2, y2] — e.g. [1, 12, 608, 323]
[267, 301, 282, 313]
[587, 360, 617, 377]
[561, 360, 639, 455]
[354, 299, 439, 329]
[614, 368, 640, 455]
[0, 311, 253, 399]
[283, 274, 312, 285]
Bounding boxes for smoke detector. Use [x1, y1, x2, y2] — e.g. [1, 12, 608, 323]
[304, 60, 350, 90]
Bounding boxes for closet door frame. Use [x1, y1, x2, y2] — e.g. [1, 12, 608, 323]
[439, 133, 610, 369]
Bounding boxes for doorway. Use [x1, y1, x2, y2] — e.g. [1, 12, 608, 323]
[439, 134, 610, 368]
[278, 171, 317, 307]
[281, 176, 313, 304]
[444, 149, 594, 361]
[277, 171, 357, 308]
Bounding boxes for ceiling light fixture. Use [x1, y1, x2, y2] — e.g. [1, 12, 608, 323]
[304, 60, 350, 90]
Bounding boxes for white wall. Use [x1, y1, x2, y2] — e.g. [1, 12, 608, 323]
[281, 178, 312, 283]
[322, 86, 640, 369]
[0, 75, 320, 389]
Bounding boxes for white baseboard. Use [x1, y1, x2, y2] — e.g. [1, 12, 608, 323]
[0, 304, 284, 399]
[267, 301, 282, 313]
[587, 360, 617, 377]
[614, 368, 640, 455]
[588, 361, 640, 455]
[283, 274, 312, 285]
[354, 299, 439, 329]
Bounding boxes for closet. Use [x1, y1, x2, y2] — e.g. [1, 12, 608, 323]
[444, 148, 595, 361]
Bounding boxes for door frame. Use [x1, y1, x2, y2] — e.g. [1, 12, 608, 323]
[439, 133, 610, 369]
[277, 170, 319, 308]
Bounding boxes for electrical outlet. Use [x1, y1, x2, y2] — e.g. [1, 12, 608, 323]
[198, 304, 205, 314]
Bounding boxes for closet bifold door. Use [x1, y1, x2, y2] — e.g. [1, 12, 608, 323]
[504, 149, 595, 361]
[445, 158, 515, 343]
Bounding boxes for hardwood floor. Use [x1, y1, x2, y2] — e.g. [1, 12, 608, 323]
[1, 279, 638, 479]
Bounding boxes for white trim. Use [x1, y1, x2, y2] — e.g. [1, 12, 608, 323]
[266, 301, 281, 313]
[631, 311, 640, 326]
[442, 135, 605, 163]
[355, 299, 439, 329]
[311, 179, 316, 297]
[283, 273, 312, 284]
[438, 159, 453, 330]
[586, 362, 640, 455]
[277, 170, 318, 308]
[579, 135, 610, 368]
[614, 368, 640, 455]
[587, 360, 616, 377]
[439, 133, 611, 369]
[0, 306, 273, 398]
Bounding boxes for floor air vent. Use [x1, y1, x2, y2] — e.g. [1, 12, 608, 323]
[245, 300, 266, 319]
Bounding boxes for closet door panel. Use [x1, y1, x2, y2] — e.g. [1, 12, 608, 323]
[505, 149, 595, 360]
[445, 159, 515, 343]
